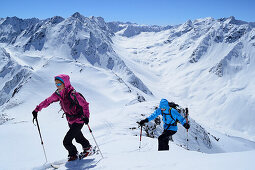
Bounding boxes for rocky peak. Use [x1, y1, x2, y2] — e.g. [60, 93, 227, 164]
[71, 12, 85, 21]
[48, 16, 64, 25]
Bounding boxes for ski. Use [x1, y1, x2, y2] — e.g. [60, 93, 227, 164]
[49, 146, 98, 169]
[51, 164, 60, 169]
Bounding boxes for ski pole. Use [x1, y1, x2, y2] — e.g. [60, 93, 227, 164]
[139, 125, 143, 150]
[87, 124, 104, 158]
[34, 117, 48, 163]
[186, 130, 189, 149]
[185, 108, 189, 150]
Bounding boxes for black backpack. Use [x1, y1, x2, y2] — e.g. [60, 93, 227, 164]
[168, 102, 179, 110]
[55, 89, 86, 118]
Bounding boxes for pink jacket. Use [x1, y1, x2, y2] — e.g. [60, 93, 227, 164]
[34, 74, 90, 125]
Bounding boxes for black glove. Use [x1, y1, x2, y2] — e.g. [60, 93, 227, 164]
[32, 110, 38, 119]
[139, 118, 148, 126]
[185, 108, 189, 118]
[82, 117, 89, 125]
[183, 123, 190, 129]
[32, 110, 38, 123]
[185, 108, 189, 114]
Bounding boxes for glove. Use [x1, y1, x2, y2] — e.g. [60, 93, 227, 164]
[183, 123, 190, 130]
[185, 108, 189, 118]
[32, 110, 38, 123]
[185, 108, 189, 114]
[82, 117, 89, 125]
[139, 118, 149, 126]
[32, 110, 38, 119]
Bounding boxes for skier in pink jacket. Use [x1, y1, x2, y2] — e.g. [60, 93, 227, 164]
[32, 74, 91, 161]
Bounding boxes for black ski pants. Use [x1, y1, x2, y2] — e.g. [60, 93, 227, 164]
[63, 123, 90, 156]
[158, 130, 176, 151]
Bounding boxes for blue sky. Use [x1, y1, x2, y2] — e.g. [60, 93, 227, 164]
[1, 0, 254, 25]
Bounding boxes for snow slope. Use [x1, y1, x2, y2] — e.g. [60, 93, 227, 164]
[0, 51, 254, 170]
[0, 52, 145, 170]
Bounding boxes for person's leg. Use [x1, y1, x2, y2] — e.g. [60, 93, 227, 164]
[63, 123, 84, 156]
[158, 130, 169, 151]
[74, 124, 90, 149]
[158, 130, 176, 151]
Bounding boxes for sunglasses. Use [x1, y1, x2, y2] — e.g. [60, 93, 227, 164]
[56, 83, 62, 87]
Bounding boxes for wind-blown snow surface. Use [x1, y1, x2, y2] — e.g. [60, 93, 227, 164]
[0, 14, 255, 170]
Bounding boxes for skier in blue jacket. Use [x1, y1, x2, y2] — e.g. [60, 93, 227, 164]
[139, 99, 190, 151]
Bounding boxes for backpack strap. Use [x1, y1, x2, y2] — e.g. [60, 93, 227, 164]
[55, 90, 61, 98]
[161, 107, 177, 130]
[55, 90, 65, 117]
[68, 90, 77, 108]
[56, 89, 84, 118]
[68, 90, 86, 106]
[68, 90, 84, 118]
[54, 89, 85, 118]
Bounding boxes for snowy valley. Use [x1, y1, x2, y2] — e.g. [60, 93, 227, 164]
[0, 13, 255, 170]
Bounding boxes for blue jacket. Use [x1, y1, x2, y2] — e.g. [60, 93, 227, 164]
[147, 99, 186, 131]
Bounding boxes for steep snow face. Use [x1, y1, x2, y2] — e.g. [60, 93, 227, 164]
[209, 42, 250, 77]
[0, 17, 41, 44]
[112, 16, 255, 140]
[0, 48, 31, 106]
[0, 13, 152, 96]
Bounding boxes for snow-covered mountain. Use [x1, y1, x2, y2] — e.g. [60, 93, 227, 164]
[0, 47, 31, 106]
[0, 13, 255, 170]
[107, 21, 172, 37]
[0, 12, 152, 98]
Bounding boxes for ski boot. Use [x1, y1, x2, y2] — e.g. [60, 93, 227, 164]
[68, 154, 78, 161]
[79, 146, 97, 159]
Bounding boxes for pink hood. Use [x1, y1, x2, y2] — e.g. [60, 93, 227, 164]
[55, 74, 74, 96]
[55, 74, 71, 88]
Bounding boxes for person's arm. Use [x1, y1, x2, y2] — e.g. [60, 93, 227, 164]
[34, 92, 60, 112]
[147, 108, 161, 121]
[172, 108, 186, 125]
[139, 108, 161, 126]
[172, 108, 190, 129]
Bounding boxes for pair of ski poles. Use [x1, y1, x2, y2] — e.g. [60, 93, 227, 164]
[33, 117, 103, 163]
